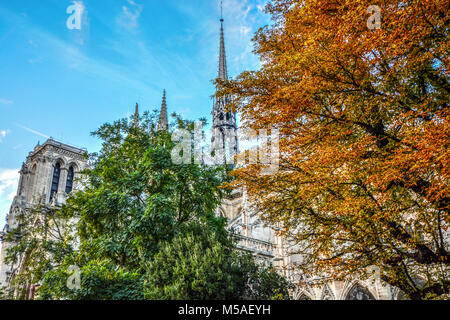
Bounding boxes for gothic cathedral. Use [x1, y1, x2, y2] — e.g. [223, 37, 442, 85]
[0, 16, 403, 300]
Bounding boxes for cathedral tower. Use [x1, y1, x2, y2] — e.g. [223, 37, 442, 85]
[0, 139, 87, 291]
[211, 10, 238, 165]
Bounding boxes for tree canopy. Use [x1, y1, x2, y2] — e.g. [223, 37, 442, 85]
[4, 112, 290, 300]
[220, 0, 449, 300]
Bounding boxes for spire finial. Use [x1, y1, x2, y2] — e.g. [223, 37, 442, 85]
[220, 0, 223, 21]
[218, 3, 227, 81]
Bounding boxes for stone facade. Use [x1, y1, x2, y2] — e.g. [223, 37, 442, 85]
[217, 188, 401, 300]
[0, 139, 87, 289]
[0, 16, 402, 300]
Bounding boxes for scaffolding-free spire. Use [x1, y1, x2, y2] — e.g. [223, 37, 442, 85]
[158, 89, 168, 131]
[218, 4, 228, 81]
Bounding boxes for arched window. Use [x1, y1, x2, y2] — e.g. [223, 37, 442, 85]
[65, 166, 75, 193]
[298, 294, 312, 300]
[345, 284, 376, 300]
[50, 163, 61, 202]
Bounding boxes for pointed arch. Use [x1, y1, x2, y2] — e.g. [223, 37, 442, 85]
[218, 208, 226, 218]
[65, 166, 75, 194]
[295, 287, 314, 300]
[298, 293, 312, 300]
[320, 284, 335, 300]
[50, 162, 61, 202]
[345, 282, 376, 300]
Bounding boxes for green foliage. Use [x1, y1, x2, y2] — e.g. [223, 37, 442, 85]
[144, 230, 291, 300]
[40, 259, 144, 300]
[5, 112, 290, 300]
[4, 203, 76, 299]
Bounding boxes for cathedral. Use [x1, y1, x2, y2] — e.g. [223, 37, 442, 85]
[0, 15, 402, 300]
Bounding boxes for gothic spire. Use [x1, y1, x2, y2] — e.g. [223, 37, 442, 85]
[211, 2, 238, 165]
[218, 2, 228, 81]
[133, 102, 139, 127]
[158, 89, 168, 131]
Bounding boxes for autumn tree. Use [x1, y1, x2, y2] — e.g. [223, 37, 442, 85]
[220, 0, 449, 299]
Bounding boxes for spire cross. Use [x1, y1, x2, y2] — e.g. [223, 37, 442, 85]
[220, 0, 223, 21]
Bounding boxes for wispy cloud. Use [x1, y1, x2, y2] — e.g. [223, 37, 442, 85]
[173, 0, 270, 79]
[15, 123, 50, 139]
[221, 0, 270, 71]
[0, 168, 20, 224]
[117, 0, 143, 30]
[0, 6, 159, 97]
[12, 144, 23, 150]
[0, 129, 10, 142]
[0, 98, 13, 105]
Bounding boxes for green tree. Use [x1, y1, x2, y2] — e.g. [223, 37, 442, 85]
[3, 203, 75, 300]
[4, 111, 290, 300]
[37, 112, 229, 299]
[145, 227, 291, 300]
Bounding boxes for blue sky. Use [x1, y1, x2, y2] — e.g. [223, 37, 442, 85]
[0, 0, 269, 225]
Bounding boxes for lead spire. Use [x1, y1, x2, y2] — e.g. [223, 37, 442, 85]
[158, 89, 168, 131]
[218, 1, 227, 81]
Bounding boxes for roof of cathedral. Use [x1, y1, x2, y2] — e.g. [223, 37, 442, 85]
[27, 138, 87, 163]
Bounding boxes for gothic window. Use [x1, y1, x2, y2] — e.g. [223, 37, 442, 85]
[226, 112, 230, 121]
[298, 294, 312, 300]
[345, 284, 376, 300]
[65, 166, 75, 194]
[50, 163, 61, 202]
[219, 112, 224, 121]
[320, 285, 335, 300]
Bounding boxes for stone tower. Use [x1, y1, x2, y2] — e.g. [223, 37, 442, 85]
[0, 139, 87, 292]
[211, 13, 238, 165]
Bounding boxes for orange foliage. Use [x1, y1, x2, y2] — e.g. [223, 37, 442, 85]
[220, 0, 449, 299]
